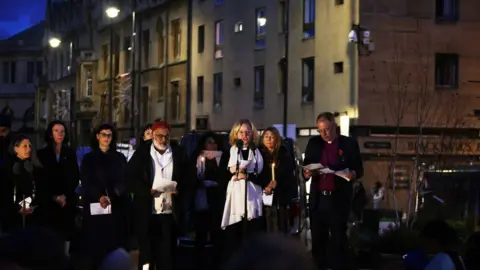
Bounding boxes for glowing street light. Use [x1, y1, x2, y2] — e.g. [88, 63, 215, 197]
[49, 37, 61, 48]
[106, 7, 120, 18]
[257, 17, 267, 27]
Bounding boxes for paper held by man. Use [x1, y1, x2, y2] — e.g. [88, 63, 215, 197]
[302, 163, 352, 181]
[152, 179, 178, 193]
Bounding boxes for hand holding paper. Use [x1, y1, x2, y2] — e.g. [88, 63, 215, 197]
[153, 180, 178, 193]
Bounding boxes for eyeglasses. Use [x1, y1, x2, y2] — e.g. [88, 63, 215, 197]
[99, 133, 112, 138]
[154, 133, 170, 140]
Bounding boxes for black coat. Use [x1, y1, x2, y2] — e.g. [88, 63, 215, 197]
[303, 135, 363, 211]
[37, 146, 79, 239]
[79, 149, 128, 256]
[258, 145, 298, 206]
[0, 156, 47, 233]
[126, 143, 187, 239]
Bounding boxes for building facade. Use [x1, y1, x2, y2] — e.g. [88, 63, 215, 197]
[0, 23, 45, 134]
[40, 0, 189, 144]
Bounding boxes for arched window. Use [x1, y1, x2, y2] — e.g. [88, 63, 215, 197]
[156, 17, 165, 65]
[0, 104, 14, 118]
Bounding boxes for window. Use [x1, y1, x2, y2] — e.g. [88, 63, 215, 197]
[302, 57, 314, 103]
[303, 0, 315, 38]
[2, 62, 9, 83]
[198, 25, 205, 53]
[170, 81, 180, 120]
[157, 18, 165, 64]
[435, 53, 458, 89]
[214, 20, 224, 59]
[10, 62, 16, 84]
[334, 62, 343, 74]
[102, 44, 108, 76]
[255, 8, 266, 48]
[436, 0, 458, 21]
[114, 34, 120, 76]
[171, 19, 181, 60]
[197, 76, 204, 103]
[26, 61, 35, 83]
[234, 22, 243, 33]
[213, 73, 223, 110]
[142, 29, 150, 68]
[36, 61, 43, 78]
[85, 66, 93, 96]
[254, 66, 265, 109]
[141, 86, 149, 124]
[123, 36, 132, 72]
[335, 0, 344, 5]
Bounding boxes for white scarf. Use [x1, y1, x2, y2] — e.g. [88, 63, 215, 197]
[221, 146, 264, 229]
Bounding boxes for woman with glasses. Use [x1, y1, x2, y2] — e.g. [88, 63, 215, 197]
[189, 131, 230, 269]
[222, 119, 268, 258]
[80, 123, 128, 268]
[0, 134, 45, 233]
[258, 127, 297, 234]
[37, 120, 79, 254]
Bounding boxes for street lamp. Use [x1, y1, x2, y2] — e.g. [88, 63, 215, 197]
[106, 6, 120, 123]
[106, 7, 120, 19]
[348, 24, 374, 55]
[48, 37, 61, 48]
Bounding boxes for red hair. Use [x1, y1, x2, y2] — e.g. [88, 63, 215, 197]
[151, 121, 171, 131]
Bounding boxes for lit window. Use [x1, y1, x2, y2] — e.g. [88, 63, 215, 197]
[303, 0, 315, 38]
[214, 20, 224, 59]
[234, 22, 243, 33]
[255, 7, 266, 48]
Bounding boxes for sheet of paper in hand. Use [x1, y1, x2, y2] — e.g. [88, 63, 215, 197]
[301, 163, 326, 171]
[334, 169, 351, 181]
[90, 203, 112, 215]
[262, 192, 273, 206]
[18, 197, 32, 209]
[153, 179, 178, 192]
[239, 160, 251, 169]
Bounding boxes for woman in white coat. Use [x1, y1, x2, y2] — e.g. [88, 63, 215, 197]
[221, 119, 268, 259]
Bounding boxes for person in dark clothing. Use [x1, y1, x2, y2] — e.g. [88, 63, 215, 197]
[303, 112, 363, 270]
[189, 131, 230, 269]
[37, 120, 80, 254]
[258, 127, 297, 234]
[0, 135, 46, 233]
[126, 121, 187, 270]
[222, 119, 268, 260]
[80, 123, 128, 268]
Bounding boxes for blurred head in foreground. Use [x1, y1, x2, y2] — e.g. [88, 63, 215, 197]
[224, 233, 315, 270]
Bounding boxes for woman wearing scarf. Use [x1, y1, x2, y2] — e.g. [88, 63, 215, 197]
[37, 120, 79, 254]
[189, 132, 230, 269]
[0, 134, 46, 233]
[221, 119, 268, 258]
[80, 123, 128, 268]
[258, 127, 297, 234]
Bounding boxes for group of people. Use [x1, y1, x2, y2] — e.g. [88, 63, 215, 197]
[0, 111, 365, 270]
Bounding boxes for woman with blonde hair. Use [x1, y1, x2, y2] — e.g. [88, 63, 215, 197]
[221, 119, 268, 259]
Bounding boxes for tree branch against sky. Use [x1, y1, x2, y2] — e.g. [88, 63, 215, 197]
[0, 0, 46, 39]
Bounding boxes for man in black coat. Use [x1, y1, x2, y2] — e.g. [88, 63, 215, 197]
[127, 121, 187, 270]
[303, 112, 363, 270]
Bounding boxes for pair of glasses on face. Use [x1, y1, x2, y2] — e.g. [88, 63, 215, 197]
[99, 133, 112, 138]
[154, 134, 170, 140]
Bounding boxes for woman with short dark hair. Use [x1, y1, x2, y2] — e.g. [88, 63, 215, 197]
[80, 123, 128, 267]
[37, 120, 79, 254]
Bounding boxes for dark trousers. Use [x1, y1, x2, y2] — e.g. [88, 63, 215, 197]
[264, 206, 289, 234]
[194, 210, 223, 270]
[138, 214, 175, 270]
[224, 217, 264, 261]
[310, 193, 350, 270]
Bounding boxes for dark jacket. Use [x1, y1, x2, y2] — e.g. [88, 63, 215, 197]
[258, 145, 298, 206]
[37, 146, 80, 238]
[188, 151, 230, 215]
[80, 148, 128, 255]
[303, 135, 363, 211]
[0, 156, 47, 232]
[126, 143, 187, 238]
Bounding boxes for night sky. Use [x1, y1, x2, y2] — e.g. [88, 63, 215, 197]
[0, 0, 46, 39]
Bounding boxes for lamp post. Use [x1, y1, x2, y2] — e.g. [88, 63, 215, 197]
[106, 7, 120, 124]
